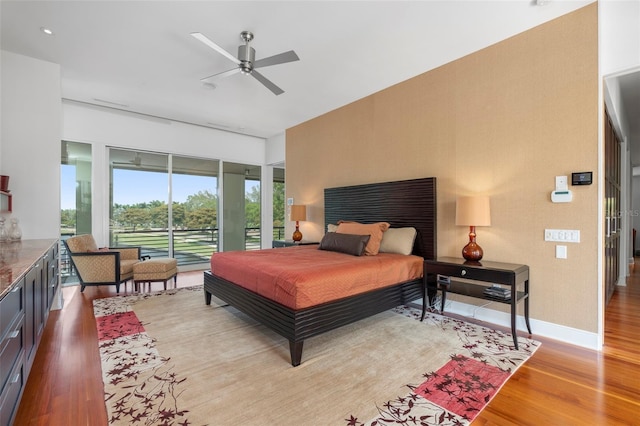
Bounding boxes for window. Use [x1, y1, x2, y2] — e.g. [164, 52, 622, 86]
[60, 141, 92, 283]
[109, 149, 223, 268]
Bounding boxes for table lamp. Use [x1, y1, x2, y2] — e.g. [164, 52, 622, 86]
[290, 205, 307, 242]
[455, 195, 491, 261]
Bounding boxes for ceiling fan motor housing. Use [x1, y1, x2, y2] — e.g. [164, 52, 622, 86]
[238, 44, 255, 74]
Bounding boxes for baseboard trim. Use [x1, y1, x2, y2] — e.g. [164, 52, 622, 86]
[445, 300, 600, 350]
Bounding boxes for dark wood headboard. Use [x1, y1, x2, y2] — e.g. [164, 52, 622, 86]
[324, 177, 437, 260]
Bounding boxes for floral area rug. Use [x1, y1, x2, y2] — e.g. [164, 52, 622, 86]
[93, 286, 540, 425]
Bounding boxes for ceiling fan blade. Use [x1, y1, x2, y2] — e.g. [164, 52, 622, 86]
[253, 50, 299, 69]
[251, 70, 284, 96]
[201, 67, 240, 82]
[191, 32, 240, 65]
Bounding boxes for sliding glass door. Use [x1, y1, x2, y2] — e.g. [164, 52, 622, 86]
[171, 155, 219, 264]
[273, 167, 285, 240]
[221, 162, 261, 251]
[109, 148, 224, 267]
[109, 149, 170, 256]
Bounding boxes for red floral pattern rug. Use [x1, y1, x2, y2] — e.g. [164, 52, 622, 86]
[348, 305, 540, 426]
[93, 287, 540, 426]
[94, 287, 199, 425]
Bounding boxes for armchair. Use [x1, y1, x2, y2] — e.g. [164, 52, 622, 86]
[63, 234, 143, 293]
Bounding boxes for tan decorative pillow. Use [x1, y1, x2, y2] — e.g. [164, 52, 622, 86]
[336, 221, 390, 255]
[379, 227, 417, 255]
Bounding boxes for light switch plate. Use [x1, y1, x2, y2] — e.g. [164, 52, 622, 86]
[545, 229, 580, 243]
[556, 245, 567, 259]
[286, 198, 294, 206]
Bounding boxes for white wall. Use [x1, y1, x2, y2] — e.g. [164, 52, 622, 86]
[600, 0, 640, 76]
[62, 101, 270, 247]
[265, 132, 285, 166]
[0, 50, 61, 239]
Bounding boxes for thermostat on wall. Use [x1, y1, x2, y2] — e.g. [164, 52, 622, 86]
[572, 172, 592, 185]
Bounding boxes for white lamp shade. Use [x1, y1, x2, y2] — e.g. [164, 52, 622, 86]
[455, 196, 491, 226]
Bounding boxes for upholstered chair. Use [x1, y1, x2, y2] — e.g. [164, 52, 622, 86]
[63, 234, 144, 293]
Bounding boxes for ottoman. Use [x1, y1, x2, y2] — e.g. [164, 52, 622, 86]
[133, 258, 178, 292]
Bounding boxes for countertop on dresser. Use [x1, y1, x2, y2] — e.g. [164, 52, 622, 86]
[0, 239, 58, 300]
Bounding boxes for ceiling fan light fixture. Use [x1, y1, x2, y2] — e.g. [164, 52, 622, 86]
[240, 62, 253, 75]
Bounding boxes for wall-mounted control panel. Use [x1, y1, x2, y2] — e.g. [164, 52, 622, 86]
[572, 171, 592, 185]
[545, 229, 580, 243]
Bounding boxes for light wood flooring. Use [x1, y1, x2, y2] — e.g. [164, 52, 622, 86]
[12, 266, 640, 425]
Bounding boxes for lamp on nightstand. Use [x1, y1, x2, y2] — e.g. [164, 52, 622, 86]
[455, 195, 491, 261]
[290, 205, 307, 242]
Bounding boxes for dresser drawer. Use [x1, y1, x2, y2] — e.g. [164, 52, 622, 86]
[0, 359, 24, 426]
[0, 282, 24, 343]
[0, 316, 24, 395]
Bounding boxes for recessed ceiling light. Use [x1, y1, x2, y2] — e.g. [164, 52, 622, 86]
[40, 27, 54, 36]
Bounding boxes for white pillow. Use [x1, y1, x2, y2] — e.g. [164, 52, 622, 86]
[327, 223, 339, 233]
[379, 227, 417, 255]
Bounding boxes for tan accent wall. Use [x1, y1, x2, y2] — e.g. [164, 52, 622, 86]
[286, 4, 599, 331]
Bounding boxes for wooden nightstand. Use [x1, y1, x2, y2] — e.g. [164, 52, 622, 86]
[272, 240, 319, 248]
[423, 257, 531, 349]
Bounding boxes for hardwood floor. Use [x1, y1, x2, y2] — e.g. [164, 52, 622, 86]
[12, 266, 640, 425]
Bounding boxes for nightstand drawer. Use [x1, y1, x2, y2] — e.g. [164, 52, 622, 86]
[272, 240, 319, 248]
[433, 263, 512, 283]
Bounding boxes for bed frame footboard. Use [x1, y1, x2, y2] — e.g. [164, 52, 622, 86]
[204, 270, 423, 366]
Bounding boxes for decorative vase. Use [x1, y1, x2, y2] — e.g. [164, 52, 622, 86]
[0, 217, 7, 242]
[9, 218, 21, 240]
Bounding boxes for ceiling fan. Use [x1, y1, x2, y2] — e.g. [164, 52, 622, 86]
[191, 30, 299, 95]
[112, 153, 142, 167]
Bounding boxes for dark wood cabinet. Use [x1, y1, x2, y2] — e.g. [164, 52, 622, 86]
[0, 240, 59, 425]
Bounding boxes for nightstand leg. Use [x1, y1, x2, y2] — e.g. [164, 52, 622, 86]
[511, 311, 518, 350]
[524, 279, 532, 334]
[421, 278, 427, 321]
[440, 284, 447, 313]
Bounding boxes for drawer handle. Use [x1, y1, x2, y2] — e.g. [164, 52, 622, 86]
[461, 269, 467, 276]
[11, 285, 21, 293]
[10, 373, 20, 384]
[9, 330, 19, 339]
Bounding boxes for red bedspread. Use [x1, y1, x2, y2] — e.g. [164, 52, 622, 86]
[210, 245, 423, 309]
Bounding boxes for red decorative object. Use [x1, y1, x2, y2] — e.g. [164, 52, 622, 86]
[456, 196, 491, 262]
[462, 225, 483, 261]
[292, 224, 302, 242]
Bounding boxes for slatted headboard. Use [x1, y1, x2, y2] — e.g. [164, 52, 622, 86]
[324, 177, 437, 260]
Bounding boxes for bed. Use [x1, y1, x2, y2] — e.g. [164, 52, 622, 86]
[204, 177, 437, 366]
